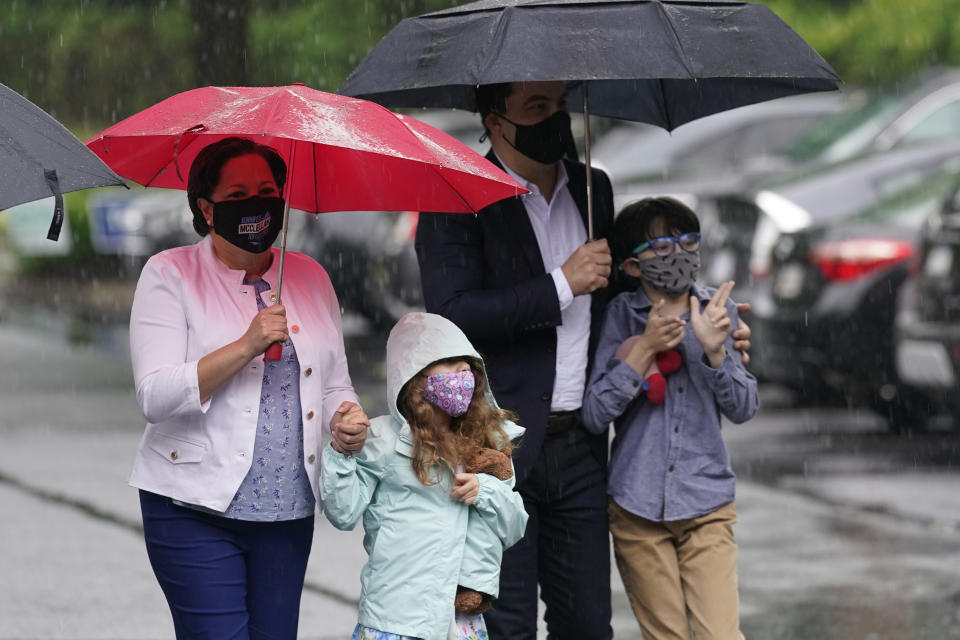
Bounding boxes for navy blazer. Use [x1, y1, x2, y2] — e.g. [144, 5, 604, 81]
[415, 152, 615, 483]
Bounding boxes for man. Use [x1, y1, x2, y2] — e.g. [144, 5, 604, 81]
[415, 81, 751, 639]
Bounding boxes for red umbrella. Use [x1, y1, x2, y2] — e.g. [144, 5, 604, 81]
[87, 84, 525, 358]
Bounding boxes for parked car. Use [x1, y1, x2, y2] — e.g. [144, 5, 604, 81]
[703, 69, 960, 295]
[894, 181, 960, 427]
[592, 92, 846, 213]
[708, 138, 960, 303]
[748, 164, 960, 431]
[780, 68, 960, 167]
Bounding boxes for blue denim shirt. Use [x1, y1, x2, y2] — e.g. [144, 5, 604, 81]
[582, 284, 758, 521]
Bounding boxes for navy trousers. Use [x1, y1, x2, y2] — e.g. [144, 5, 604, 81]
[139, 490, 314, 640]
[484, 424, 613, 640]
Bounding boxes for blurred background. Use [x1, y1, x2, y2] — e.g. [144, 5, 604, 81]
[3, 2, 960, 638]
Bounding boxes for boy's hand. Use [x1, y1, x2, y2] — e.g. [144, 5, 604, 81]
[450, 473, 480, 505]
[691, 281, 734, 368]
[640, 298, 686, 352]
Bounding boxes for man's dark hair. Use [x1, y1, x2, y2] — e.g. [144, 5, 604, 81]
[187, 136, 287, 237]
[611, 197, 700, 265]
[475, 83, 515, 135]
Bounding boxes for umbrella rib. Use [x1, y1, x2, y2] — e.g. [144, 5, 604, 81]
[654, 2, 697, 80]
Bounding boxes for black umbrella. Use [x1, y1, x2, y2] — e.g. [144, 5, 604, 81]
[1, 82, 125, 241]
[340, 0, 841, 235]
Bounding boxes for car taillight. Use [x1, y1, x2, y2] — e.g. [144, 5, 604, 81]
[809, 238, 914, 282]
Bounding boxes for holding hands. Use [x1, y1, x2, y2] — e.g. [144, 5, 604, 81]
[330, 401, 370, 455]
[690, 280, 734, 368]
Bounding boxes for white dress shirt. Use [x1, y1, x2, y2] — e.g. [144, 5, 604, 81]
[496, 154, 590, 412]
[128, 235, 358, 511]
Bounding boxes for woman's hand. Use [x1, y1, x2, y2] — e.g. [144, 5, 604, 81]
[241, 304, 289, 357]
[450, 473, 480, 505]
[691, 281, 734, 368]
[330, 401, 370, 455]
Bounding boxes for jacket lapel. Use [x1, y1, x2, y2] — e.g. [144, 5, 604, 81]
[486, 151, 548, 276]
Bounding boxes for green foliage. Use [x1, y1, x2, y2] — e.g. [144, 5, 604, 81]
[247, 0, 460, 91]
[763, 0, 960, 86]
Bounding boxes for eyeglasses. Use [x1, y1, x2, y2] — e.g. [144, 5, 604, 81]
[632, 232, 701, 257]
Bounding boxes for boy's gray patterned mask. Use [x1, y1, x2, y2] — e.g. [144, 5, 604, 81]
[637, 251, 700, 296]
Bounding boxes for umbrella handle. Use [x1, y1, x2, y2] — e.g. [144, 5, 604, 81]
[264, 342, 283, 361]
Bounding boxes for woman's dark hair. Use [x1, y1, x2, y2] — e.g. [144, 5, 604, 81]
[187, 137, 287, 236]
[610, 197, 700, 266]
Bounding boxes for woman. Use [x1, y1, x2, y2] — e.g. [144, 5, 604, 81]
[128, 136, 369, 639]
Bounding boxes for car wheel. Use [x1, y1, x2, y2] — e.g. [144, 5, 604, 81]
[875, 388, 934, 434]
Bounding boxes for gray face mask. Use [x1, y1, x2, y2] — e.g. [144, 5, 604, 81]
[636, 251, 700, 296]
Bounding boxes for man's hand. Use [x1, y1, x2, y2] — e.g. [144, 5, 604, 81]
[733, 302, 752, 365]
[330, 401, 370, 455]
[561, 239, 612, 296]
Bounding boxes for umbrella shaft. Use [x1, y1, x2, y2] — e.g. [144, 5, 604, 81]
[274, 198, 291, 303]
[583, 89, 594, 241]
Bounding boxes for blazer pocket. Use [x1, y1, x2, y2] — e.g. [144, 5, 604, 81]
[147, 432, 206, 464]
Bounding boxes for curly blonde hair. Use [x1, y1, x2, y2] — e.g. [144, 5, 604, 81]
[397, 356, 517, 485]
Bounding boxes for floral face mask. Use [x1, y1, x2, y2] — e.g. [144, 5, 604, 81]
[423, 370, 475, 417]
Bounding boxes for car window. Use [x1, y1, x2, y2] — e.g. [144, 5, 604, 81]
[896, 99, 960, 146]
[845, 170, 960, 229]
[675, 116, 822, 175]
[785, 94, 902, 163]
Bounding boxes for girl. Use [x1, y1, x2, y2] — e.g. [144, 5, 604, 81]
[582, 197, 758, 640]
[321, 312, 528, 640]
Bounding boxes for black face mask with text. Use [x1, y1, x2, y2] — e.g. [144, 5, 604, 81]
[499, 110, 574, 165]
[211, 196, 285, 254]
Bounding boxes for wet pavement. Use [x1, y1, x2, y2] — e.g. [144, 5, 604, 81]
[1, 304, 960, 639]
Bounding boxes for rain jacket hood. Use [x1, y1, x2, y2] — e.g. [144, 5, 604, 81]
[386, 311, 522, 448]
[321, 312, 527, 640]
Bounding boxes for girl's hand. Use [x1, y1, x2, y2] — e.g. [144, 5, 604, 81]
[690, 281, 734, 367]
[450, 473, 480, 505]
[331, 401, 370, 454]
[242, 304, 288, 357]
[640, 298, 686, 353]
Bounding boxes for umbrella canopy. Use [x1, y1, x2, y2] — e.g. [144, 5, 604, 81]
[1, 82, 125, 240]
[339, 0, 841, 130]
[86, 84, 525, 214]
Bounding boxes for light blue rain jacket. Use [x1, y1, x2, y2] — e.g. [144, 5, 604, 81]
[321, 312, 528, 640]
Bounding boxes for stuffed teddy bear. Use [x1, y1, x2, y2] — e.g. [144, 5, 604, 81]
[615, 336, 683, 405]
[454, 446, 513, 615]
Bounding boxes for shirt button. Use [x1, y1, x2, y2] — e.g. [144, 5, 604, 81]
[305, 368, 313, 377]
[678, 386, 684, 393]
[307, 454, 316, 464]
[270, 294, 277, 303]
[170, 450, 179, 461]
[292, 325, 300, 334]
[668, 464, 675, 472]
[674, 425, 679, 433]
[306, 410, 315, 420]
[540, 392, 550, 401]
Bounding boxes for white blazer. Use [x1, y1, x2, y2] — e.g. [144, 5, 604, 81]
[128, 235, 358, 511]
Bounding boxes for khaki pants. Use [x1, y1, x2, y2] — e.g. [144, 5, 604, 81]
[609, 499, 745, 640]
